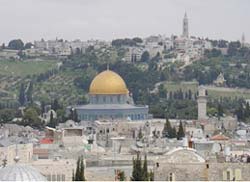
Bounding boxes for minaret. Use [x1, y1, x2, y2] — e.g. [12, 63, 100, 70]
[197, 86, 207, 120]
[182, 12, 189, 38]
[241, 33, 245, 48]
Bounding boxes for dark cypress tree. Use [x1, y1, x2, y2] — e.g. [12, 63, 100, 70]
[188, 89, 192, 100]
[26, 81, 33, 103]
[236, 102, 244, 121]
[79, 156, 86, 181]
[245, 102, 250, 119]
[162, 118, 171, 137]
[18, 83, 26, 106]
[52, 99, 60, 111]
[131, 157, 137, 181]
[142, 155, 148, 181]
[162, 118, 176, 138]
[75, 157, 80, 180]
[217, 103, 224, 120]
[73, 156, 86, 181]
[131, 153, 143, 181]
[177, 121, 185, 140]
[73, 109, 79, 122]
[72, 156, 86, 181]
[72, 170, 75, 181]
[138, 128, 143, 140]
[41, 101, 45, 114]
[172, 127, 177, 138]
[149, 170, 154, 181]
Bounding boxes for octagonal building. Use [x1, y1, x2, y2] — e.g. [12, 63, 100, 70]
[67, 69, 149, 121]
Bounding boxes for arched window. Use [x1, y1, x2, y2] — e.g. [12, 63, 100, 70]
[96, 95, 99, 103]
[169, 173, 175, 181]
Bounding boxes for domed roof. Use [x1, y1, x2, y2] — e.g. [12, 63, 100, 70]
[89, 70, 129, 95]
[163, 147, 205, 163]
[0, 164, 47, 181]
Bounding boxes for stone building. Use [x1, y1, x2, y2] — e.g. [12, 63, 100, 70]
[0, 158, 47, 181]
[213, 73, 226, 86]
[0, 140, 33, 166]
[154, 147, 250, 181]
[31, 158, 75, 181]
[67, 69, 149, 121]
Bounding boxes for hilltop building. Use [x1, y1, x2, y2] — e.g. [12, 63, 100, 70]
[241, 33, 245, 48]
[213, 73, 226, 86]
[182, 12, 189, 38]
[67, 69, 149, 121]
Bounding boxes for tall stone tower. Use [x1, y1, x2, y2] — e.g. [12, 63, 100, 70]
[241, 33, 245, 48]
[197, 86, 207, 120]
[182, 12, 189, 38]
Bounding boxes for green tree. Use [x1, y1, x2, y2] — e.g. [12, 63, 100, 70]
[162, 118, 176, 138]
[132, 37, 143, 43]
[72, 170, 75, 181]
[131, 153, 143, 181]
[8, 39, 24, 50]
[18, 83, 26, 106]
[141, 51, 150, 62]
[117, 170, 126, 181]
[26, 81, 33, 103]
[22, 107, 43, 128]
[24, 42, 33, 49]
[51, 99, 60, 111]
[142, 155, 148, 181]
[138, 128, 143, 140]
[0, 109, 16, 123]
[73, 156, 86, 181]
[245, 102, 250, 118]
[47, 111, 57, 128]
[149, 170, 154, 181]
[177, 121, 185, 140]
[217, 103, 224, 120]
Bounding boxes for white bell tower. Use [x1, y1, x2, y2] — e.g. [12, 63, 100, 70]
[197, 86, 207, 120]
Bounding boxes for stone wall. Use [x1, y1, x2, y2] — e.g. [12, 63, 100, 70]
[154, 162, 250, 181]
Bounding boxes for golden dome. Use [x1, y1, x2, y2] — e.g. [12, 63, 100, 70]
[89, 70, 129, 95]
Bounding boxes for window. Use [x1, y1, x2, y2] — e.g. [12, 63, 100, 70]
[226, 171, 230, 180]
[57, 174, 61, 181]
[47, 175, 51, 181]
[235, 169, 242, 181]
[52, 174, 56, 181]
[61, 174, 65, 181]
[156, 162, 159, 168]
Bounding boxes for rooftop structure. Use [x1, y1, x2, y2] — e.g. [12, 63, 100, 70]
[67, 69, 149, 121]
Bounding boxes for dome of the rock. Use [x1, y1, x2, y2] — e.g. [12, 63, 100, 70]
[89, 70, 128, 95]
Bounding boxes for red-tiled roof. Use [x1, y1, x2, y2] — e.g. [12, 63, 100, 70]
[39, 138, 53, 144]
[210, 134, 229, 141]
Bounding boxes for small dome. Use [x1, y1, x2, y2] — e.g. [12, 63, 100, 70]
[89, 70, 129, 95]
[0, 164, 47, 181]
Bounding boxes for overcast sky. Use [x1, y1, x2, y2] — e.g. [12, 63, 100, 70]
[0, 0, 249, 43]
